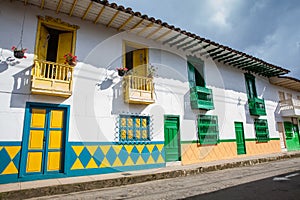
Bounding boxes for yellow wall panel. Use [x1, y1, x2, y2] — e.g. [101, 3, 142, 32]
[31, 109, 46, 128]
[26, 152, 42, 173]
[28, 130, 44, 150]
[49, 131, 62, 149]
[47, 152, 61, 171]
[50, 110, 64, 128]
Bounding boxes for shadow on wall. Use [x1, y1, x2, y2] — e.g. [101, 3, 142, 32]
[244, 102, 255, 125]
[111, 80, 145, 115]
[10, 65, 31, 108]
[183, 91, 202, 120]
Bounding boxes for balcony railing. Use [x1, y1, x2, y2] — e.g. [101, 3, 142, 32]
[279, 99, 300, 116]
[31, 59, 74, 97]
[248, 97, 266, 116]
[123, 75, 154, 104]
[190, 86, 214, 110]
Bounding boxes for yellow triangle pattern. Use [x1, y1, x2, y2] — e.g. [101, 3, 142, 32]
[156, 144, 164, 152]
[147, 156, 155, 164]
[0, 146, 3, 151]
[100, 157, 110, 168]
[112, 145, 122, 155]
[112, 157, 122, 166]
[136, 156, 145, 165]
[100, 146, 111, 156]
[124, 145, 134, 154]
[5, 146, 21, 159]
[2, 162, 18, 174]
[156, 155, 164, 163]
[135, 145, 145, 154]
[124, 157, 134, 166]
[71, 158, 84, 170]
[86, 146, 98, 156]
[86, 158, 98, 169]
[72, 146, 84, 157]
[146, 144, 155, 153]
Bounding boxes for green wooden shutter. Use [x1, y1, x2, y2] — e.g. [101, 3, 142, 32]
[187, 62, 196, 88]
[198, 115, 219, 145]
[254, 119, 269, 142]
[245, 74, 257, 99]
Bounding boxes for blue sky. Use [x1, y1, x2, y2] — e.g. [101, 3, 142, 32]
[112, 0, 300, 78]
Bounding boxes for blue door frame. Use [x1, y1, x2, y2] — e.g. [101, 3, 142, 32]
[19, 102, 70, 179]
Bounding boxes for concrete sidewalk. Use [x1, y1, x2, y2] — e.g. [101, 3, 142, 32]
[1, 151, 300, 200]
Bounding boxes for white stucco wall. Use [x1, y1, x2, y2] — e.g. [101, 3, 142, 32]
[0, 1, 298, 143]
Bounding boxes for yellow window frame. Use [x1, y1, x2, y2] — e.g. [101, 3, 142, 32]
[34, 16, 79, 60]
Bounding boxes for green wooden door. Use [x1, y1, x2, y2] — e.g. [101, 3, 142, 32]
[164, 116, 180, 162]
[284, 121, 300, 151]
[234, 122, 246, 155]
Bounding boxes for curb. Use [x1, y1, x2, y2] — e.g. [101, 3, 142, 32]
[1, 152, 300, 199]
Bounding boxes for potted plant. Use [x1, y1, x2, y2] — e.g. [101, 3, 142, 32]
[147, 64, 156, 78]
[11, 46, 27, 59]
[64, 53, 77, 66]
[117, 67, 128, 76]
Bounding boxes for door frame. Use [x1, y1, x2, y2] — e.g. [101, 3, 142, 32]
[164, 115, 181, 162]
[234, 121, 246, 155]
[19, 102, 70, 178]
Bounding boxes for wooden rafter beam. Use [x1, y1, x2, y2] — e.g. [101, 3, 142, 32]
[82, 1, 93, 20]
[182, 41, 201, 51]
[226, 57, 249, 65]
[137, 22, 154, 35]
[107, 11, 120, 27]
[69, 0, 78, 16]
[146, 26, 163, 39]
[162, 33, 181, 45]
[130, 19, 144, 32]
[212, 52, 231, 60]
[155, 29, 172, 41]
[223, 55, 244, 64]
[41, 0, 45, 9]
[118, 15, 134, 31]
[94, 6, 105, 24]
[24, 0, 28, 5]
[208, 49, 224, 58]
[199, 47, 219, 56]
[169, 36, 188, 47]
[177, 39, 196, 49]
[56, 0, 63, 13]
[191, 44, 210, 54]
[236, 60, 257, 68]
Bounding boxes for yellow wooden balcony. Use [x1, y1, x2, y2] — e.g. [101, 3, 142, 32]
[123, 75, 155, 104]
[31, 59, 74, 97]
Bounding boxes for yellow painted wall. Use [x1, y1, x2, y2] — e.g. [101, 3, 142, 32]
[181, 140, 281, 165]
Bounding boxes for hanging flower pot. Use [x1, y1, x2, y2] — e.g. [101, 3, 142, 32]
[12, 46, 27, 59]
[117, 67, 128, 77]
[64, 53, 77, 66]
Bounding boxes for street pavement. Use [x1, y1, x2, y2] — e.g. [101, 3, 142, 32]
[27, 157, 300, 200]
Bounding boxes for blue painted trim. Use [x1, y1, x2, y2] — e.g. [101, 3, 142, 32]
[0, 163, 165, 184]
[19, 102, 71, 178]
[68, 141, 164, 145]
[68, 163, 166, 176]
[0, 174, 19, 184]
[0, 141, 22, 145]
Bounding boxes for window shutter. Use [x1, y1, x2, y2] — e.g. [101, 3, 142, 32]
[187, 62, 196, 88]
[133, 49, 147, 76]
[56, 32, 73, 64]
[37, 25, 49, 60]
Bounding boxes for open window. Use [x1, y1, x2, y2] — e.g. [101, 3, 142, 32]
[187, 56, 214, 110]
[244, 74, 266, 116]
[124, 42, 148, 76]
[31, 16, 79, 97]
[123, 41, 154, 104]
